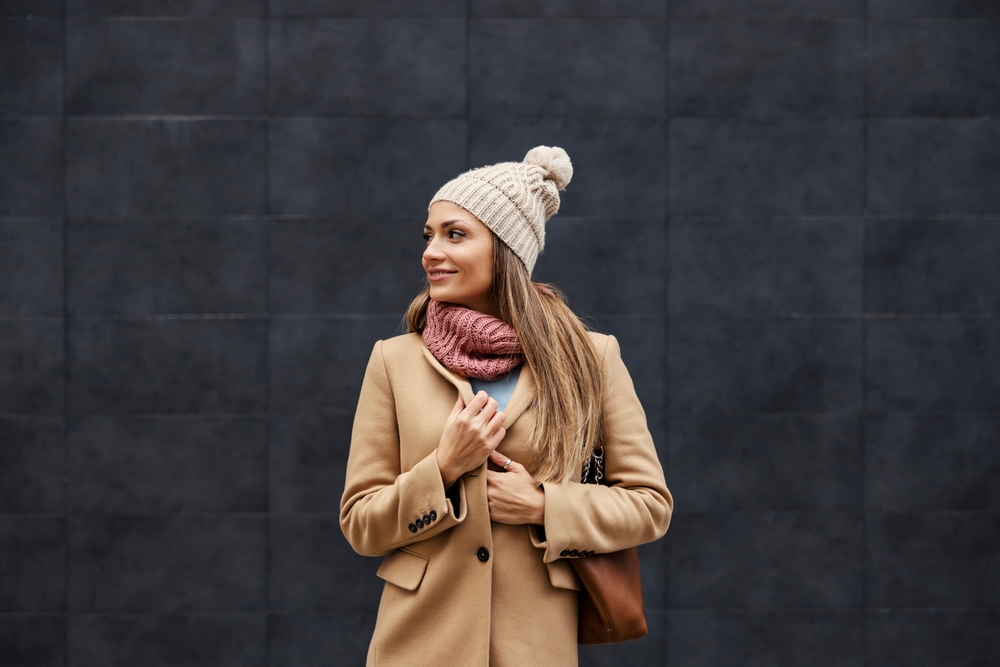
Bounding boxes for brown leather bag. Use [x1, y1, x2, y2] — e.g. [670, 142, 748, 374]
[570, 446, 648, 644]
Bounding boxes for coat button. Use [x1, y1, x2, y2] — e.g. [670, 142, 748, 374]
[477, 547, 490, 562]
[408, 523, 417, 533]
[560, 549, 569, 557]
[429, 510, 437, 522]
[422, 514, 431, 525]
[569, 549, 579, 557]
[415, 518, 424, 529]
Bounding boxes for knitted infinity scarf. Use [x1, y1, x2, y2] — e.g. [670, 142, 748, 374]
[422, 299, 524, 381]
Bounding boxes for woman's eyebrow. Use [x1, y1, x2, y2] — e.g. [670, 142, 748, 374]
[426, 220, 465, 231]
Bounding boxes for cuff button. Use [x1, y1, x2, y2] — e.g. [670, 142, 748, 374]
[408, 523, 417, 533]
[415, 518, 424, 529]
[429, 510, 437, 521]
[560, 549, 569, 557]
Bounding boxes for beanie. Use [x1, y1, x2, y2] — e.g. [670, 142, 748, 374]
[428, 146, 573, 275]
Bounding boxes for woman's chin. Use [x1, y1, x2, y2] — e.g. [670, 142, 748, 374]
[429, 287, 459, 304]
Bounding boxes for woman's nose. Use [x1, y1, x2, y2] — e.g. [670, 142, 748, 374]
[423, 239, 445, 262]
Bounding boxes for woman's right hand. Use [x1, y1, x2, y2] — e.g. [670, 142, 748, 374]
[436, 391, 506, 488]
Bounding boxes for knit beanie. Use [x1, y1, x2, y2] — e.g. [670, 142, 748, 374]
[428, 146, 573, 275]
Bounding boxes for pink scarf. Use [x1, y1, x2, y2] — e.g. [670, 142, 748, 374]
[422, 300, 524, 381]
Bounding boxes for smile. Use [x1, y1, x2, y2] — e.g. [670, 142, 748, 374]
[427, 270, 457, 283]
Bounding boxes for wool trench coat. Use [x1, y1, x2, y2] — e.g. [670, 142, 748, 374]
[340, 330, 672, 667]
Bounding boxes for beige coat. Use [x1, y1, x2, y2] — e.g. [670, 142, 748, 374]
[340, 331, 673, 667]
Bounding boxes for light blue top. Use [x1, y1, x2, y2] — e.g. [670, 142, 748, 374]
[469, 365, 521, 412]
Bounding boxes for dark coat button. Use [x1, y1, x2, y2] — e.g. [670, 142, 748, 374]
[415, 518, 424, 529]
[422, 514, 431, 525]
[477, 547, 490, 562]
[408, 523, 417, 533]
[569, 549, 579, 557]
[588, 550, 596, 557]
[560, 549, 569, 557]
[429, 510, 437, 521]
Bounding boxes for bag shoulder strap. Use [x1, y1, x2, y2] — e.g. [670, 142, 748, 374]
[581, 445, 605, 485]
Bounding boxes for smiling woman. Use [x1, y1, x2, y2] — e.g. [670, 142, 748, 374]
[339, 146, 672, 667]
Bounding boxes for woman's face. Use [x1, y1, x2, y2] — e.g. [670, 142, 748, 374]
[423, 201, 498, 317]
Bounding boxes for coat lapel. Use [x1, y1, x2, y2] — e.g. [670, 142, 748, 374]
[420, 346, 535, 429]
[421, 347, 475, 404]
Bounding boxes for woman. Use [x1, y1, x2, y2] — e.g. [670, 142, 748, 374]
[340, 146, 672, 667]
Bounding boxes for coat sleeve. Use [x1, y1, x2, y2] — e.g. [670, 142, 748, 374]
[531, 334, 673, 563]
[340, 340, 468, 557]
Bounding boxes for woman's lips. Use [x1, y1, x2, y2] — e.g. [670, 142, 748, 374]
[427, 271, 456, 283]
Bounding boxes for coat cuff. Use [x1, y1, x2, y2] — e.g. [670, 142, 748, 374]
[394, 449, 467, 544]
[536, 481, 600, 563]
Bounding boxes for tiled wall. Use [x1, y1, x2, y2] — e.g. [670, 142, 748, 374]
[1, 1, 998, 665]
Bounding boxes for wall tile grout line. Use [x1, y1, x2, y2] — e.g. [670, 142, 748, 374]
[14, 508, 1000, 518]
[264, 2, 272, 662]
[663, 1, 672, 634]
[465, 0, 472, 171]
[62, 7, 70, 664]
[5, 113, 998, 121]
[44, 312, 1000, 320]
[13, 213, 998, 222]
[861, 4, 870, 663]
[35, 409, 1000, 419]
[2, 604, 999, 614]
[617, 605, 1000, 611]
[18, 14, 1000, 24]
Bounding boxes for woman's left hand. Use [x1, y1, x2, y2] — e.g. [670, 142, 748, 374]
[486, 450, 545, 525]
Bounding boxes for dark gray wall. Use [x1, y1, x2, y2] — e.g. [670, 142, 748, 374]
[2, 0, 999, 665]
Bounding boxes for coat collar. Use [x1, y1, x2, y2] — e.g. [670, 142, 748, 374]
[420, 346, 534, 429]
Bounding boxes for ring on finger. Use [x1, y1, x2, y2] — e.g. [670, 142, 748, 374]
[503, 458, 512, 471]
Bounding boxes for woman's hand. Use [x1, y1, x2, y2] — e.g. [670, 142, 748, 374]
[436, 391, 506, 488]
[486, 450, 545, 525]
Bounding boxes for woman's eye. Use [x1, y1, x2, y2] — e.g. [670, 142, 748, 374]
[448, 230, 464, 239]
[422, 233, 431, 242]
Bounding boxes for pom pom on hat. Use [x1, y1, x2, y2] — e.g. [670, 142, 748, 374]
[429, 145, 573, 275]
[523, 145, 573, 190]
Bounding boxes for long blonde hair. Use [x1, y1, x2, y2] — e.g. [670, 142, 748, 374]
[407, 237, 603, 483]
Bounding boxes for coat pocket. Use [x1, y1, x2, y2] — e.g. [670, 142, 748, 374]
[376, 548, 429, 592]
[546, 559, 582, 591]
